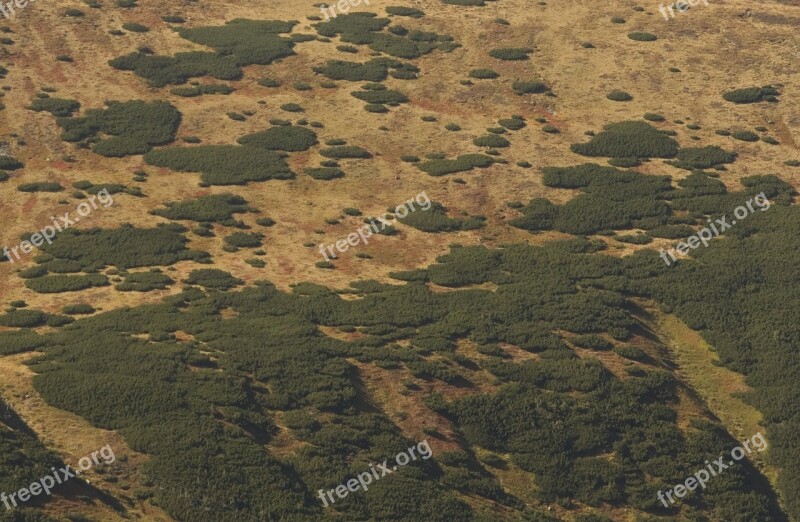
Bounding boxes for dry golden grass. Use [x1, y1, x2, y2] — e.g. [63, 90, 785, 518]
[0, 0, 797, 519]
[646, 304, 779, 487]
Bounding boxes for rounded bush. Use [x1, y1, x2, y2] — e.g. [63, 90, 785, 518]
[122, 22, 149, 33]
[469, 68, 499, 79]
[607, 90, 632, 102]
[731, 130, 759, 142]
[628, 32, 657, 41]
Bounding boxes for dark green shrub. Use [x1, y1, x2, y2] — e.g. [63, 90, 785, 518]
[280, 103, 303, 112]
[397, 202, 485, 232]
[56, 100, 181, 157]
[351, 88, 408, 104]
[65, 8, 85, 17]
[0, 156, 23, 169]
[237, 126, 317, 151]
[627, 32, 657, 41]
[671, 146, 736, 170]
[151, 194, 254, 225]
[608, 157, 641, 168]
[469, 69, 499, 79]
[320, 146, 371, 159]
[305, 167, 345, 180]
[418, 154, 493, 176]
[25, 274, 109, 293]
[224, 232, 263, 248]
[18, 182, 63, 192]
[62, 303, 95, 314]
[386, 6, 425, 17]
[606, 90, 632, 101]
[258, 77, 281, 87]
[245, 258, 266, 268]
[571, 121, 678, 158]
[643, 113, 664, 121]
[110, 20, 295, 86]
[499, 117, 525, 130]
[614, 233, 652, 244]
[571, 334, 613, 351]
[489, 48, 532, 60]
[722, 86, 779, 104]
[170, 84, 233, 97]
[512, 80, 549, 95]
[116, 270, 174, 292]
[184, 268, 243, 290]
[162, 15, 186, 23]
[313, 59, 390, 82]
[27, 97, 81, 116]
[36, 225, 208, 269]
[122, 22, 149, 32]
[144, 145, 293, 185]
[473, 134, 510, 148]
[732, 130, 759, 142]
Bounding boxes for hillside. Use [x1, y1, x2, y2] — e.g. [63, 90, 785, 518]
[0, 0, 799, 521]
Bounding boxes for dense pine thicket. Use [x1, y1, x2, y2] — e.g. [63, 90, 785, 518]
[144, 145, 294, 185]
[313, 12, 456, 59]
[509, 163, 792, 235]
[3, 214, 794, 519]
[53, 100, 181, 156]
[0, 398, 64, 521]
[570, 121, 678, 158]
[417, 154, 494, 176]
[26, 97, 81, 117]
[397, 202, 485, 232]
[722, 86, 780, 104]
[313, 58, 420, 82]
[151, 194, 256, 226]
[4, 10, 798, 522]
[110, 20, 298, 86]
[237, 125, 318, 152]
[33, 225, 210, 271]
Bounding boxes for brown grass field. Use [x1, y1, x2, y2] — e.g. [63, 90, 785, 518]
[0, 0, 797, 519]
